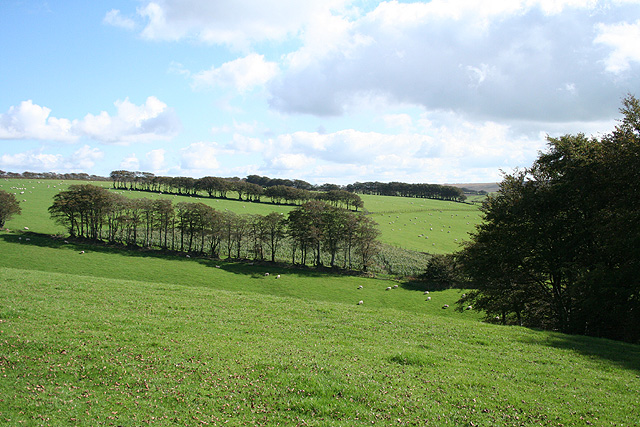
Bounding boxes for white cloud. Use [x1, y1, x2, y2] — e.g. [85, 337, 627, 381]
[137, 0, 349, 48]
[0, 145, 104, 172]
[269, 0, 639, 122]
[0, 97, 181, 145]
[191, 54, 279, 93]
[180, 141, 221, 172]
[120, 153, 140, 170]
[595, 19, 640, 73]
[103, 9, 136, 30]
[78, 96, 180, 144]
[69, 145, 104, 170]
[145, 149, 167, 172]
[0, 150, 64, 171]
[0, 100, 76, 141]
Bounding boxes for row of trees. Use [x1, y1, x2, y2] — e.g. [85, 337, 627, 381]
[347, 181, 466, 202]
[108, 171, 364, 211]
[48, 185, 380, 270]
[458, 95, 640, 343]
[0, 170, 107, 181]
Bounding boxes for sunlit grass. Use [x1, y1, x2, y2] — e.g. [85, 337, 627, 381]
[1, 267, 638, 426]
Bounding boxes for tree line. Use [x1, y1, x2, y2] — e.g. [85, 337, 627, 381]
[48, 184, 380, 271]
[108, 171, 364, 211]
[346, 181, 467, 202]
[457, 95, 640, 343]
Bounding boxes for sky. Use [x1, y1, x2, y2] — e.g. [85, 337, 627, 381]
[1, 0, 639, 185]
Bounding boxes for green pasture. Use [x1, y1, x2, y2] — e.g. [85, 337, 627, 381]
[1, 266, 638, 425]
[2, 178, 482, 256]
[362, 195, 481, 254]
[1, 178, 639, 425]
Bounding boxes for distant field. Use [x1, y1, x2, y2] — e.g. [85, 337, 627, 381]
[2, 178, 482, 255]
[362, 195, 481, 254]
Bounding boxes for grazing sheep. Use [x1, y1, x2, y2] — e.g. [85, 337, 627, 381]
[358, 285, 363, 289]
[393, 284, 398, 289]
[424, 291, 429, 294]
[276, 275, 281, 279]
[215, 265, 221, 268]
[186, 254, 190, 258]
[386, 287, 392, 291]
[442, 304, 449, 309]
[265, 273, 270, 276]
[427, 296, 431, 301]
[466, 305, 473, 310]
[24, 227, 29, 230]
[79, 250, 85, 254]
[358, 300, 363, 305]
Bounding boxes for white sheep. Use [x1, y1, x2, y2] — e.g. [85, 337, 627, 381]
[276, 274, 281, 279]
[358, 285, 363, 289]
[358, 300, 363, 305]
[215, 265, 221, 268]
[79, 250, 85, 254]
[466, 305, 473, 310]
[386, 287, 392, 291]
[265, 273, 270, 276]
[393, 284, 398, 289]
[427, 296, 431, 301]
[424, 291, 429, 294]
[442, 304, 449, 309]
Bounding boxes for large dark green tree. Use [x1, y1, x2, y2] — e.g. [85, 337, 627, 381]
[459, 95, 640, 342]
[0, 190, 21, 228]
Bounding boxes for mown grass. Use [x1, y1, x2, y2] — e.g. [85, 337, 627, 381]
[1, 267, 639, 426]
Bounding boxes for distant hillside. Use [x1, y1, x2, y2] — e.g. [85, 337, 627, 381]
[447, 182, 499, 193]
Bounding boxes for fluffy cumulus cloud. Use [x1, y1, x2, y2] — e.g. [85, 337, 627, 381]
[0, 97, 180, 145]
[136, 0, 349, 48]
[77, 96, 180, 144]
[180, 141, 222, 172]
[0, 100, 76, 141]
[191, 54, 279, 92]
[0, 145, 105, 172]
[269, 0, 640, 122]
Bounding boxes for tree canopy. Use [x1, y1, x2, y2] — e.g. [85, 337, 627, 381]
[0, 190, 22, 228]
[459, 95, 640, 343]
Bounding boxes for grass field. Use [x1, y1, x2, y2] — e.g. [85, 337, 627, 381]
[2, 178, 639, 425]
[2, 178, 480, 255]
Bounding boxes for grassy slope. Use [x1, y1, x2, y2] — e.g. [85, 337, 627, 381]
[2, 178, 639, 425]
[362, 195, 481, 254]
[1, 267, 639, 426]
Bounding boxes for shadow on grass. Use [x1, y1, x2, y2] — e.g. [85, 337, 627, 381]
[533, 333, 640, 374]
[0, 231, 364, 280]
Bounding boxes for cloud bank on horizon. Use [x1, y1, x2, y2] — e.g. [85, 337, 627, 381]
[1, 0, 639, 184]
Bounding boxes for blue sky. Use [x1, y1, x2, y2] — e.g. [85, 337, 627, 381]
[1, 0, 639, 184]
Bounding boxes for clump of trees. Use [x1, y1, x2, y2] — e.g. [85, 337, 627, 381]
[458, 95, 640, 343]
[0, 190, 22, 228]
[347, 181, 466, 202]
[48, 184, 380, 271]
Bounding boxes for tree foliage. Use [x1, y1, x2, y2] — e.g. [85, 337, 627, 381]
[0, 190, 22, 228]
[48, 186, 380, 272]
[459, 95, 640, 342]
